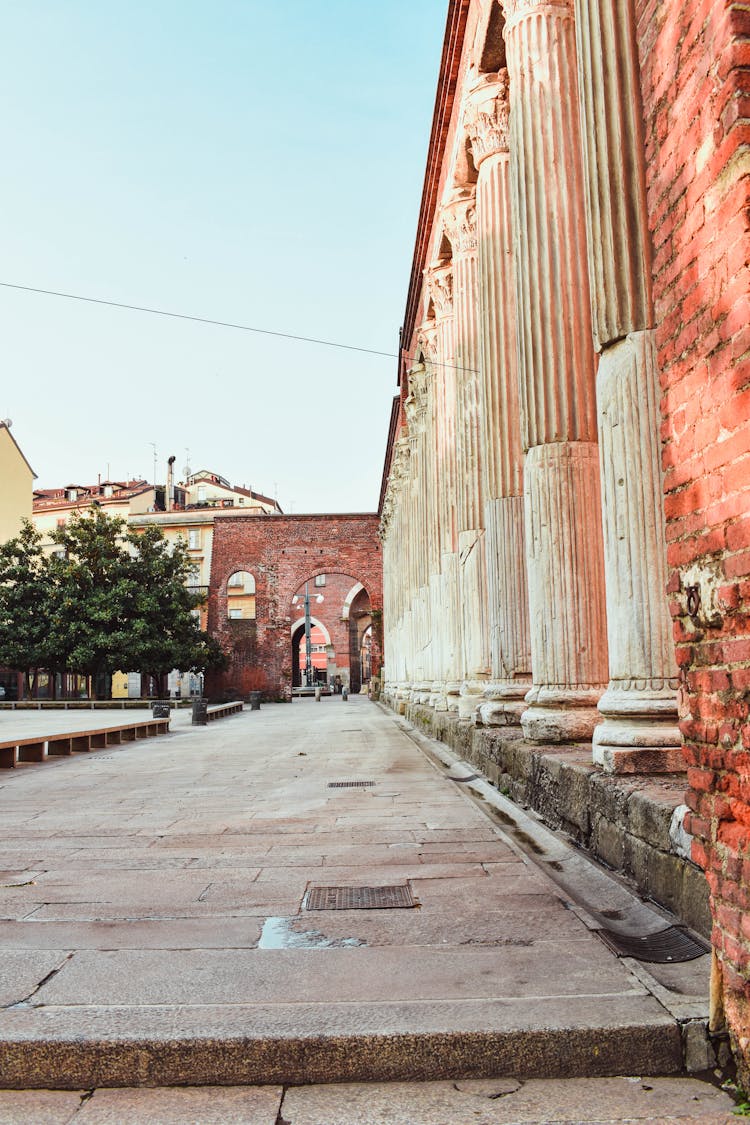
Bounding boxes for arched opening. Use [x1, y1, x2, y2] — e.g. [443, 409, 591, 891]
[226, 571, 256, 619]
[290, 617, 331, 688]
[288, 573, 374, 695]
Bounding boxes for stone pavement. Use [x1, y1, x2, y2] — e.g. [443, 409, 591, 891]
[0, 697, 728, 1112]
[0, 1075, 737, 1123]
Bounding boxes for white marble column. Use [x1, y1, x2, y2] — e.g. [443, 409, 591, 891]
[415, 322, 447, 710]
[443, 190, 491, 719]
[505, 0, 609, 742]
[466, 69, 532, 726]
[575, 0, 681, 771]
[426, 263, 462, 710]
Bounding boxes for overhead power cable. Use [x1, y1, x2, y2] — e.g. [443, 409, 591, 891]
[0, 280, 478, 373]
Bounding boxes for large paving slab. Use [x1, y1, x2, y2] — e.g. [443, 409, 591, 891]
[0, 1078, 736, 1124]
[0, 697, 704, 1087]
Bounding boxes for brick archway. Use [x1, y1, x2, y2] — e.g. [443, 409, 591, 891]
[206, 514, 382, 700]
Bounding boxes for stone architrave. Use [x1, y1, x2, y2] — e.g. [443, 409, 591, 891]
[443, 190, 490, 719]
[466, 69, 532, 726]
[505, 0, 609, 742]
[574, 0, 681, 771]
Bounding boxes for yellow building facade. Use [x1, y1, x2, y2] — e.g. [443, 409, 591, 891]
[0, 421, 35, 543]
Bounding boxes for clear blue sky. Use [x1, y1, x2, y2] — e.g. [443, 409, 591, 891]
[0, 1, 446, 512]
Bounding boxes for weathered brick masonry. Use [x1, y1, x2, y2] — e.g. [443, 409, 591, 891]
[637, 0, 750, 1069]
[206, 515, 382, 701]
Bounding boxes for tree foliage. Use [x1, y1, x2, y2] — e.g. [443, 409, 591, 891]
[0, 508, 226, 694]
[0, 520, 56, 683]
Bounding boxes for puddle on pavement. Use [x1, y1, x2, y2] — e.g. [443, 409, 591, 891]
[258, 916, 365, 950]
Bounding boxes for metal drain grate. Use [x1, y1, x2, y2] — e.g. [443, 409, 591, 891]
[306, 885, 415, 911]
[598, 925, 711, 963]
[327, 780, 376, 788]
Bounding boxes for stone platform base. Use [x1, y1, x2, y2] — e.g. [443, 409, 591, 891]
[398, 702, 709, 939]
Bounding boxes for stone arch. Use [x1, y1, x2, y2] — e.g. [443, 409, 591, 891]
[342, 581, 365, 621]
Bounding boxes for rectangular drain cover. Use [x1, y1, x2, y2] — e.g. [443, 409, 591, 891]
[598, 925, 711, 963]
[327, 780, 375, 788]
[306, 885, 415, 911]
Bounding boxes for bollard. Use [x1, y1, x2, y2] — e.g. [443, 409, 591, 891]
[314, 687, 321, 702]
[342, 688, 349, 701]
[192, 699, 208, 726]
[249, 691, 261, 711]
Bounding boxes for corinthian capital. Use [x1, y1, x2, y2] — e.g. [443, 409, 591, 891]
[442, 190, 477, 255]
[416, 320, 438, 366]
[425, 264, 453, 319]
[465, 70, 510, 167]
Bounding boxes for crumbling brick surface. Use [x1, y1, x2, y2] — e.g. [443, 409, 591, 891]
[637, 0, 750, 1074]
[206, 515, 382, 701]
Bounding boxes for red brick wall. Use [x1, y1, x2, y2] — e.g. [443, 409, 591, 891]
[206, 515, 382, 701]
[638, 0, 750, 1070]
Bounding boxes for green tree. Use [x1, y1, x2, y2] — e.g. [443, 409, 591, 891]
[49, 507, 134, 697]
[123, 524, 209, 684]
[0, 519, 56, 696]
[54, 509, 227, 696]
[1, 509, 225, 699]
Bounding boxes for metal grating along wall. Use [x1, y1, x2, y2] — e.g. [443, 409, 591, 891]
[598, 925, 711, 963]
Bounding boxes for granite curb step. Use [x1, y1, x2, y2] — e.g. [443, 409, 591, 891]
[0, 1018, 682, 1089]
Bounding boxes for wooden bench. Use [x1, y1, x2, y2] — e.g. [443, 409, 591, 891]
[206, 701, 244, 722]
[0, 718, 170, 769]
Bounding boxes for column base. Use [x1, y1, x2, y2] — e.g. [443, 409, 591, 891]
[592, 686, 683, 773]
[411, 681, 432, 705]
[521, 687, 604, 743]
[429, 682, 449, 711]
[445, 681, 462, 713]
[476, 679, 530, 726]
[459, 679, 488, 721]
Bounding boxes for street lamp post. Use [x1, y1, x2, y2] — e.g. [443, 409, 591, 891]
[303, 583, 314, 688]
[293, 583, 324, 688]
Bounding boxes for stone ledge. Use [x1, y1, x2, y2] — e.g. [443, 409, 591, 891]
[400, 702, 710, 938]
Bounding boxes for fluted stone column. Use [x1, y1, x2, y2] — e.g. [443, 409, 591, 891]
[575, 0, 681, 771]
[443, 190, 491, 720]
[427, 263, 462, 711]
[466, 70, 532, 726]
[505, 0, 609, 742]
[415, 322, 447, 710]
[405, 361, 435, 704]
[380, 435, 412, 709]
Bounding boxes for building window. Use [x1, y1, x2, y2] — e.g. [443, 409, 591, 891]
[226, 571, 256, 620]
[197, 485, 207, 503]
[315, 574, 326, 587]
[188, 529, 200, 549]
